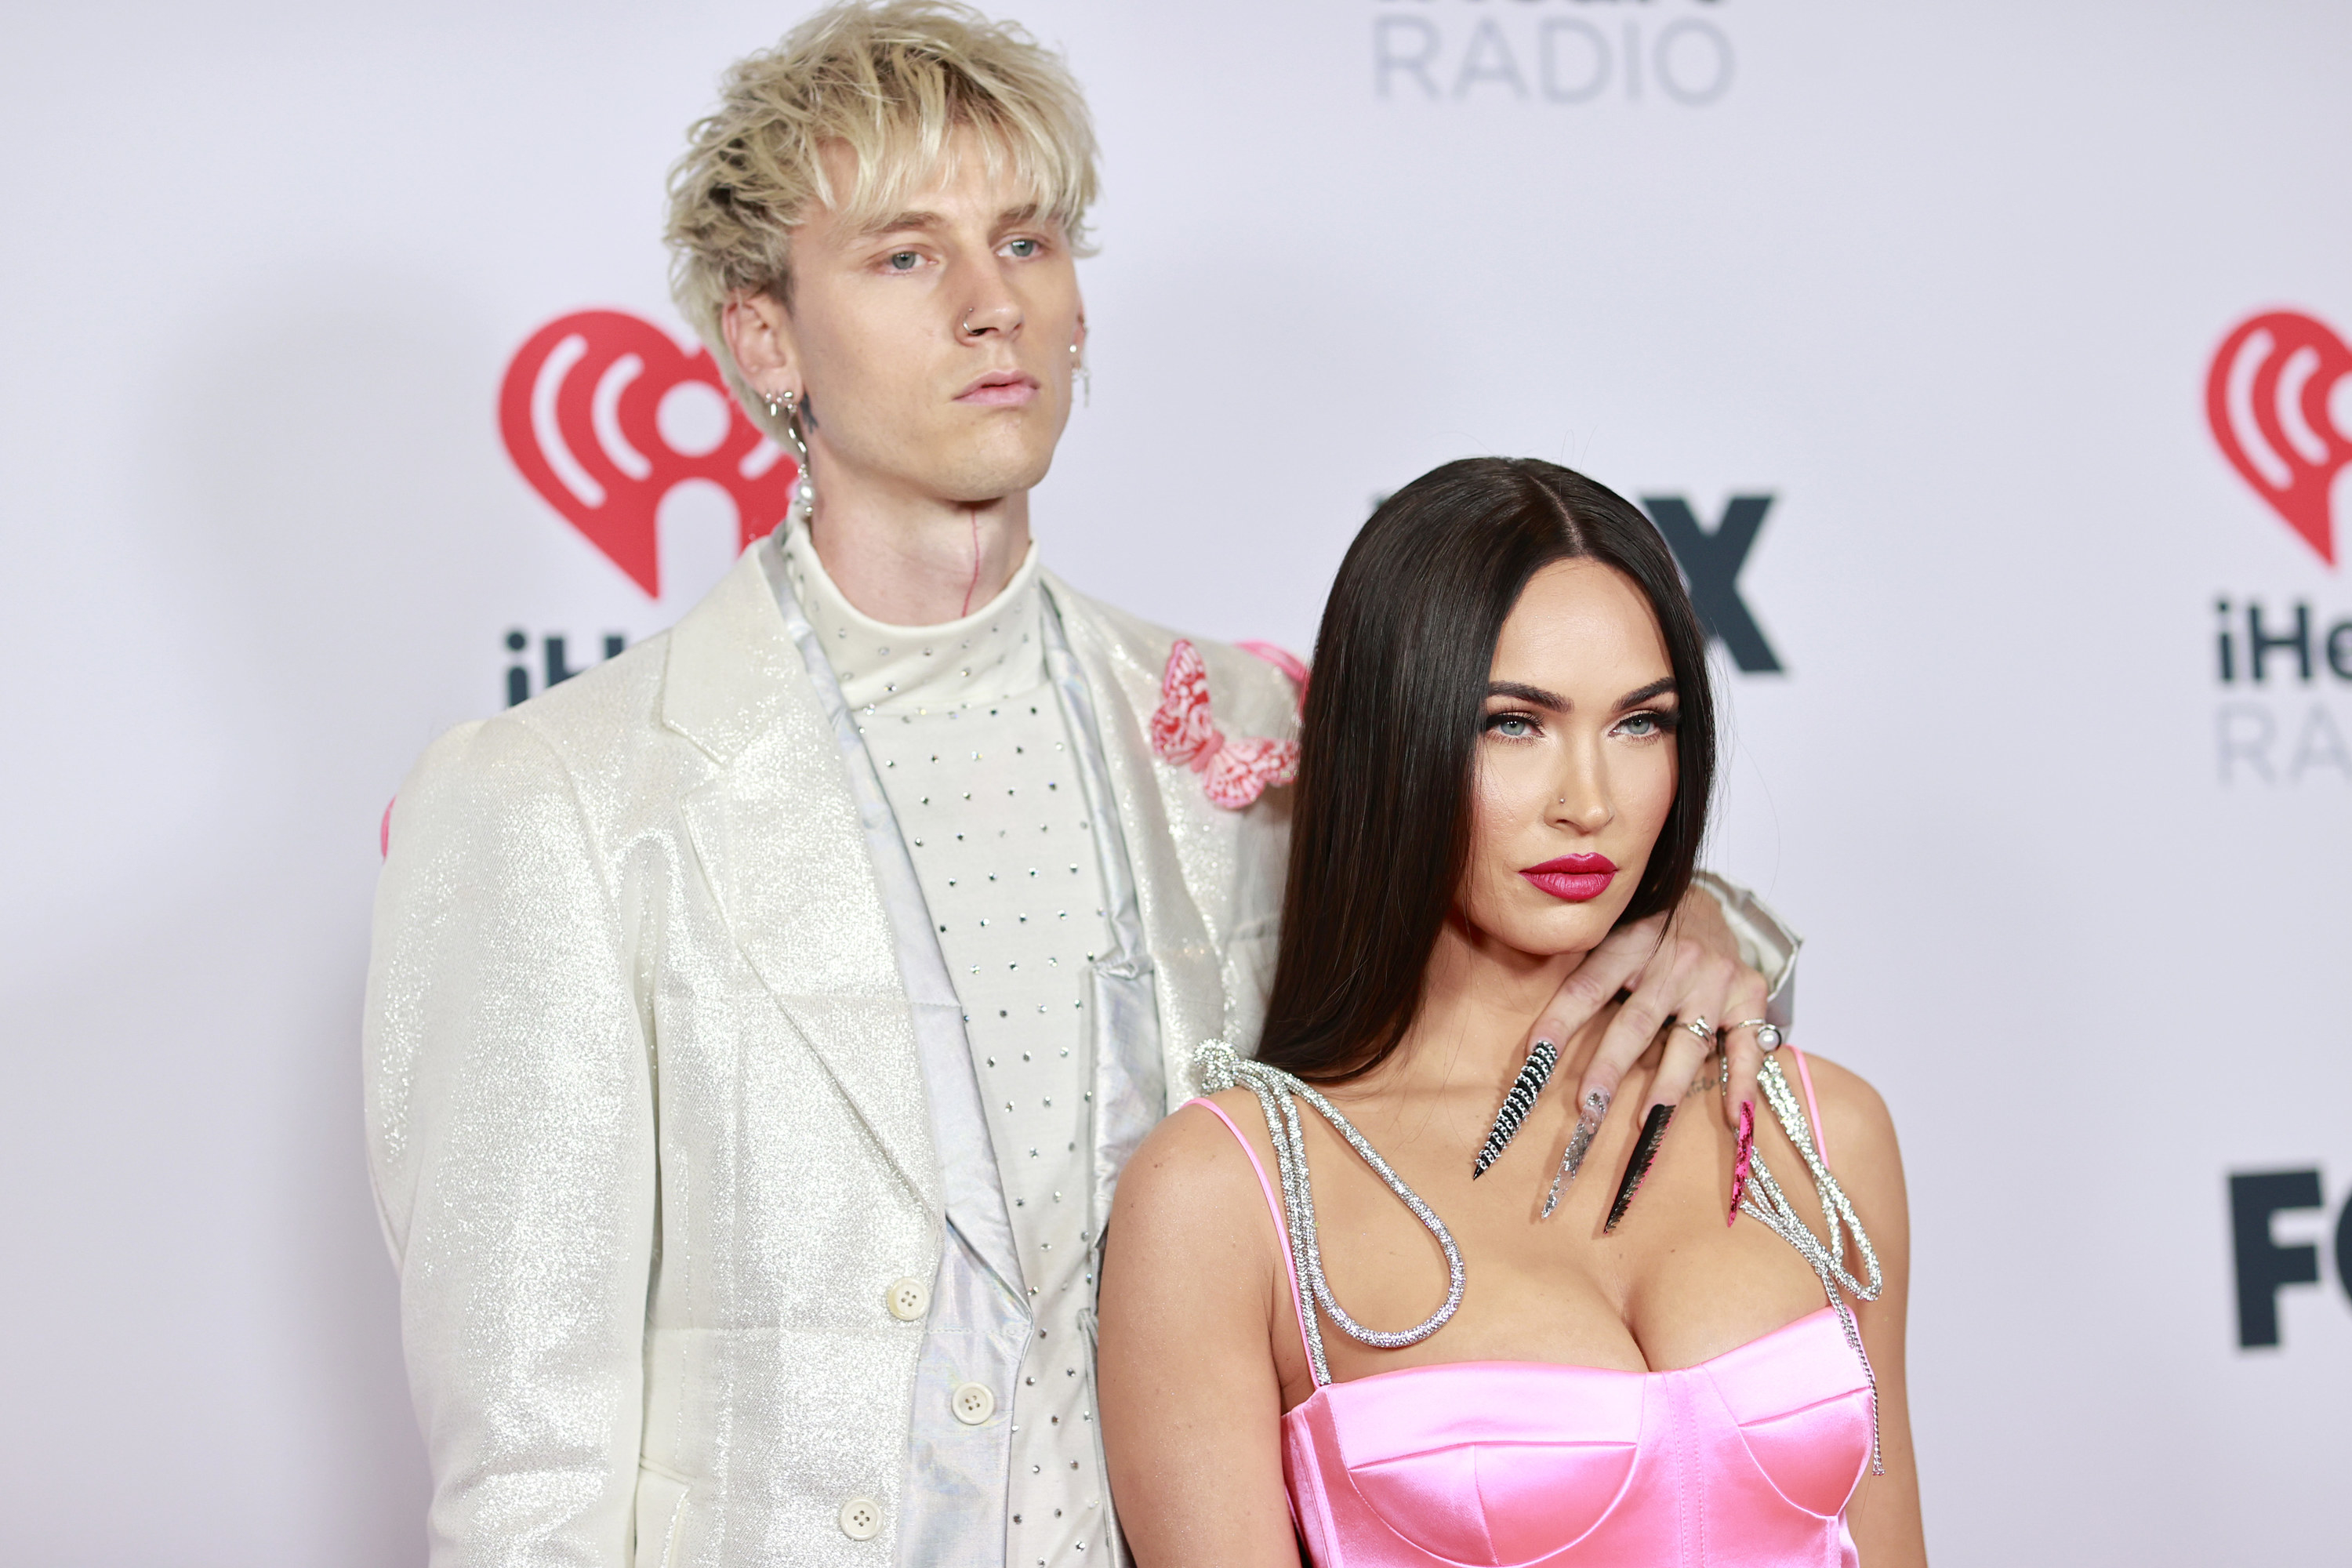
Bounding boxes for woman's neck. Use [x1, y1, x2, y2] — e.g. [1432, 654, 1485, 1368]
[1375, 916, 1587, 1095]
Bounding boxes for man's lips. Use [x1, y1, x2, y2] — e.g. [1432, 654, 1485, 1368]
[956, 370, 1040, 406]
[1520, 853, 1618, 902]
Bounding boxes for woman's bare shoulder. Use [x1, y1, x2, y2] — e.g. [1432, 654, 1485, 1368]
[1784, 1049, 1898, 1159]
[1113, 1091, 1277, 1229]
[1781, 1048, 1908, 1242]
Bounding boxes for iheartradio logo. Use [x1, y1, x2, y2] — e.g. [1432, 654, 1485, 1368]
[2206, 310, 2352, 566]
[498, 309, 798, 597]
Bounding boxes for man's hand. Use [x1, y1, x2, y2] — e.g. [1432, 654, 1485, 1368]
[1516, 886, 1772, 1210]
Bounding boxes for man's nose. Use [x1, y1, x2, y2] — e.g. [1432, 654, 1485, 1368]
[957, 263, 1024, 339]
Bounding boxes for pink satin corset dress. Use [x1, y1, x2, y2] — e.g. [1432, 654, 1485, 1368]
[1188, 1045, 1878, 1568]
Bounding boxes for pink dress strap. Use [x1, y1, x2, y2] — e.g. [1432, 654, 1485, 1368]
[1784, 1044, 1829, 1165]
[1181, 1097, 1318, 1377]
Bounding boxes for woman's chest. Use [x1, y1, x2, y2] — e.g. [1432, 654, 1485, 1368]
[1294, 1105, 1831, 1391]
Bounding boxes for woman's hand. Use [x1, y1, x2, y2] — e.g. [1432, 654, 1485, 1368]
[1520, 887, 1773, 1216]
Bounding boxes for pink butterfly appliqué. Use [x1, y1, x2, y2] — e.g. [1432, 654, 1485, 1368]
[1149, 639, 1301, 810]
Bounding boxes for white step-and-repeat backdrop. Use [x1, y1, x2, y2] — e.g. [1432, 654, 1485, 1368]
[3, 2, 2346, 1561]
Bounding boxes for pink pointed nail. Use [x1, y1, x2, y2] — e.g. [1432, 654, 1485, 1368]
[1726, 1100, 1755, 1226]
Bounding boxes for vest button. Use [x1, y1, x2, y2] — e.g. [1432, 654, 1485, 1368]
[885, 1276, 930, 1321]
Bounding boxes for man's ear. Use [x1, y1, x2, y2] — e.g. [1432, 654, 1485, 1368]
[721, 291, 798, 396]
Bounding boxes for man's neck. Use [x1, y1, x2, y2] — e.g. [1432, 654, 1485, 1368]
[805, 476, 1033, 628]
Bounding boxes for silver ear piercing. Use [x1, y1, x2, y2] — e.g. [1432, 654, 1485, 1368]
[761, 387, 814, 508]
[1072, 341, 1090, 408]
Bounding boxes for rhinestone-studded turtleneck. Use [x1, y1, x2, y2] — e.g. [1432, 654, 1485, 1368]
[782, 517, 1047, 710]
[783, 521, 1116, 1566]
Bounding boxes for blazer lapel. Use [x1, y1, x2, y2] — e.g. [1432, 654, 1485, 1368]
[663, 548, 941, 1214]
[1044, 578, 1230, 1105]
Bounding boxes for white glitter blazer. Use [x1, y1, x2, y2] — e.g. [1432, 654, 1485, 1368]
[362, 536, 1300, 1568]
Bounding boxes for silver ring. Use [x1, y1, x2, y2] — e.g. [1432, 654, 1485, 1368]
[1726, 1018, 1783, 1052]
[960, 311, 978, 336]
[1677, 1015, 1712, 1043]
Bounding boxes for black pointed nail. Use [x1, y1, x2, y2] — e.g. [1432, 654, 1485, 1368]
[1603, 1102, 1675, 1233]
[1472, 1038, 1559, 1178]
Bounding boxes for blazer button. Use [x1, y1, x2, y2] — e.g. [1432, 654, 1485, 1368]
[839, 1496, 883, 1541]
[885, 1277, 930, 1322]
[951, 1381, 996, 1425]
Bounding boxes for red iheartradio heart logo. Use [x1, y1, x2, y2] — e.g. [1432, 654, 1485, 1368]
[2206, 310, 2352, 566]
[498, 309, 799, 597]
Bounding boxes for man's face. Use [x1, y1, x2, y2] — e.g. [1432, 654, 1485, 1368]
[775, 131, 1083, 506]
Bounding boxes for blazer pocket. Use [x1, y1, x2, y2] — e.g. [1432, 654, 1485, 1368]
[633, 1463, 691, 1568]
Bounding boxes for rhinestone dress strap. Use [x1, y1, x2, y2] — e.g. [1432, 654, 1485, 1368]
[1193, 1044, 1465, 1388]
[1734, 1052, 1888, 1475]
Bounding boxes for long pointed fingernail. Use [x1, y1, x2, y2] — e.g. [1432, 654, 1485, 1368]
[1726, 1099, 1755, 1226]
[1542, 1089, 1610, 1218]
[1604, 1103, 1675, 1233]
[1472, 1038, 1559, 1179]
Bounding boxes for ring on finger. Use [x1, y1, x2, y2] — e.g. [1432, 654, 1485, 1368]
[1726, 1018, 1783, 1052]
[1677, 1014, 1713, 1044]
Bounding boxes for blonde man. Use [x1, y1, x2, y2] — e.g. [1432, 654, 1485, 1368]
[362, 4, 1797, 1565]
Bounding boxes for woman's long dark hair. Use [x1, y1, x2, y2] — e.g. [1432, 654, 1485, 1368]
[1254, 457, 1716, 1085]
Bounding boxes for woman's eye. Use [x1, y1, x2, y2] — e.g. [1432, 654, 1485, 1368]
[1616, 711, 1673, 738]
[887, 251, 920, 271]
[1486, 713, 1537, 740]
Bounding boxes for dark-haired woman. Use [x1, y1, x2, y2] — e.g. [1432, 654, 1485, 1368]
[1098, 459, 1924, 1566]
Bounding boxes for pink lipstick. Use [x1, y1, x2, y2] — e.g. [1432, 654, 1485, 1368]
[1520, 853, 1617, 902]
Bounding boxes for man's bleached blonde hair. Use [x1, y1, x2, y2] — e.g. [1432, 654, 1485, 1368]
[666, 0, 1099, 412]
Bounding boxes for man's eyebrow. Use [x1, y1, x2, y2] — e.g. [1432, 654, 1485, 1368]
[861, 203, 1047, 238]
[862, 209, 943, 235]
[1487, 681, 1568, 710]
[1613, 677, 1676, 710]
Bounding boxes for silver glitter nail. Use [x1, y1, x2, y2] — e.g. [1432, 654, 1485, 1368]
[1541, 1089, 1610, 1218]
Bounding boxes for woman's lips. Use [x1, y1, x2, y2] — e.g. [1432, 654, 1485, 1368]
[956, 371, 1040, 407]
[1520, 853, 1618, 902]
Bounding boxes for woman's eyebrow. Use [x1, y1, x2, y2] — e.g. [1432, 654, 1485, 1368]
[1613, 677, 1676, 711]
[1487, 681, 1568, 711]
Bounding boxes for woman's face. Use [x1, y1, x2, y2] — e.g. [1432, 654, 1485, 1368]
[1459, 557, 1682, 956]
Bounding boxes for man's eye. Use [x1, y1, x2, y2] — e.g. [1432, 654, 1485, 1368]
[887, 251, 920, 270]
[1005, 238, 1038, 258]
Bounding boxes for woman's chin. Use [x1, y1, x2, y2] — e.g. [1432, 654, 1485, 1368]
[1482, 905, 1624, 961]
